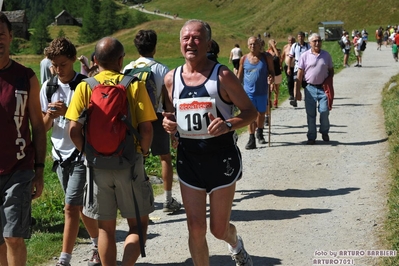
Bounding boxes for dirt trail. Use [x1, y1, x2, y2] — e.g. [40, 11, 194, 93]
[48, 42, 398, 266]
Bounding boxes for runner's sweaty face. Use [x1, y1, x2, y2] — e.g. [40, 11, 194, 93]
[180, 22, 210, 61]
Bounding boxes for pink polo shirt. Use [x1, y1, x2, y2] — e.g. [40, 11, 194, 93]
[298, 49, 333, 85]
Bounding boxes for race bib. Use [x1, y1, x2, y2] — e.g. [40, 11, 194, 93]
[176, 97, 217, 139]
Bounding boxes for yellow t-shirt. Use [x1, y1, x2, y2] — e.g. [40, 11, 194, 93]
[65, 70, 157, 151]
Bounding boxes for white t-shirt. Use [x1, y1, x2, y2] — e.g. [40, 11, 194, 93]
[342, 36, 350, 50]
[39, 74, 81, 160]
[230, 47, 242, 60]
[123, 57, 169, 113]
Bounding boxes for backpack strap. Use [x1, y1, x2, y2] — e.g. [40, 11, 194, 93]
[46, 75, 59, 103]
[119, 75, 142, 141]
[83, 77, 99, 90]
[69, 73, 86, 91]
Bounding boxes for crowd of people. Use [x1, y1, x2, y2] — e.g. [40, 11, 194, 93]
[0, 8, 338, 265]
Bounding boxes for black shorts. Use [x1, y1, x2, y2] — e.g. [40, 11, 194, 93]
[151, 113, 170, 156]
[176, 144, 242, 194]
[232, 59, 240, 70]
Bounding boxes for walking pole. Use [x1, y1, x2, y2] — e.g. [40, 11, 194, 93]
[268, 83, 272, 147]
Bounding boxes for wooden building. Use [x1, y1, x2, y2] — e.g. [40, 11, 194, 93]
[3, 10, 29, 39]
[55, 10, 81, 26]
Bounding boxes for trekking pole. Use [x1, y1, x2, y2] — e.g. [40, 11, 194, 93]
[268, 84, 271, 147]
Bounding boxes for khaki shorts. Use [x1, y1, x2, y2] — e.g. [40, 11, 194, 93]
[83, 155, 154, 220]
[355, 49, 362, 57]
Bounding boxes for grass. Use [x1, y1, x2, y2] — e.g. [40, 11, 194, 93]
[11, 0, 396, 264]
[381, 74, 399, 265]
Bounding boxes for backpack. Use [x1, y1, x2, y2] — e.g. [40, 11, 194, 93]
[338, 39, 345, 49]
[124, 61, 159, 111]
[378, 28, 383, 37]
[82, 75, 141, 170]
[46, 73, 86, 103]
[360, 41, 367, 51]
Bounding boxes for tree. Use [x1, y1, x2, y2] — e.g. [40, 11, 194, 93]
[30, 14, 51, 54]
[78, 0, 101, 43]
[98, 0, 119, 36]
[57, 28, 65, 38]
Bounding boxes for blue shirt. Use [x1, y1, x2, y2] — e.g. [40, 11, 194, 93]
[243, 55, 269, 96]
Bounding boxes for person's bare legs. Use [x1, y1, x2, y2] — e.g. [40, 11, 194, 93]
[97, 219, 117, 266]
[0, 243, 8, 266]
[180, 183, 208, 266]
[209, 183, 237, 245]
[4, 237, 26, 266]
[257, 111, 266, 128]
[80, 212, 99, 243]
[61, 204, 81, 254]
[160, 153, 173, 192]
[122, 216, 149, 266]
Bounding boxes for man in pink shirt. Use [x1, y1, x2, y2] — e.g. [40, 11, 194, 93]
[295, 33, 334, 145]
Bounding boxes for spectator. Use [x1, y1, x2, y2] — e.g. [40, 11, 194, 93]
[287, 31, 310, 107]
[281, 35, 296, 105]
[40, 48, 55, 84]
[353, 31, 364, 67]
[229, 43, 243, 75]
[267, 39, 282, 108]
[376, 27, 383, 50]
[66, 37, 157, 266]
[237, 36, 275, 149]
[39, 37, 100, 266]
[0, 12, 46, 266]
[295, 33, 334, 144]
[123, 29, 182, 214]
[341, 31, 351, 67]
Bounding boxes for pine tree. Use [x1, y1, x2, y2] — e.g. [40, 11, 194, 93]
[30, 14, 51, 54]
[98, 0, 118, 36]
[78, 0, 101, 43]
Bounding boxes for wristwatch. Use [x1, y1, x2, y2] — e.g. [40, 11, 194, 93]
[224, 121, 233, 131]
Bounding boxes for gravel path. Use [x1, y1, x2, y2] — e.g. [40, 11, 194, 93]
[48, 42, 398, 266]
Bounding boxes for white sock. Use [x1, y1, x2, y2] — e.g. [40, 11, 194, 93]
[59, 252, 72, 264]
[228, 236, 242, 254]
[165, 190, 172, 202]
[91, 237, 98, 248]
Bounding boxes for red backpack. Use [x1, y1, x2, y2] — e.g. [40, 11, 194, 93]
[83, 75, 141, 169]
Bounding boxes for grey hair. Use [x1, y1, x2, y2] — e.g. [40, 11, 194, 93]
[180, 19, 211, 41]
[308, 33, 321, 42]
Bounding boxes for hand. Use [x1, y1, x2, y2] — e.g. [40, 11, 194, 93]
[267, 75, 274, 85]
[170, 134, 179, 149]
[296, 91, 302, 101]
[47, 100, 67, 118]
[162, 111, 177, 134]
[207, 113, 229, 136]
[31, 169, 44, 200]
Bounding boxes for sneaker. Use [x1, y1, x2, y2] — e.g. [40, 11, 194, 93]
[88, 248, 101, 266]
[354, 64, 359, 67]
[163, 197, 182, 213]
[289, 99, 297, 107]
[358, 65, 362, 67]
[56, 262, 71, 266]
[230, 236, 253, 266]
